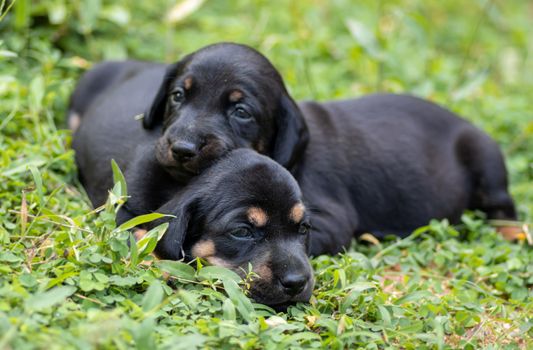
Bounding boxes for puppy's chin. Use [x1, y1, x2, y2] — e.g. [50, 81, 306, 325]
[162, 165, 197, 182]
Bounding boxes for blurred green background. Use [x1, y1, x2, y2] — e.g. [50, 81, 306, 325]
[1, 0, 531, 218]
[0, 1, 531, 348]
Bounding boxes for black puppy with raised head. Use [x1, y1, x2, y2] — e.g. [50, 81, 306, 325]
[70, 43, 306, 222]
[70, 42, 516, 258]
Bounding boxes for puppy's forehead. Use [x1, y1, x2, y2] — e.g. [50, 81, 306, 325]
[220, 151, 302, 197]
[200, 150, 304, 218]
[185, 49, 278, 84]
[193, 44, 272, 66]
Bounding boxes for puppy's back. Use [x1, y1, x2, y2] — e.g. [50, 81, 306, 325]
[67, 60, 160, 130]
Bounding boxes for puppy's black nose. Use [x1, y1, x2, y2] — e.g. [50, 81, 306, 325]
[171, 141, 197, 163]
[279, 273, 308, 296]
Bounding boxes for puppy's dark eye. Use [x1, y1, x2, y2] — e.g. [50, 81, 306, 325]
[232, 106, 252, 120]
[229, 228, 254, 240]
[298, 223, 311, 235]
[171, 88, 185, 104]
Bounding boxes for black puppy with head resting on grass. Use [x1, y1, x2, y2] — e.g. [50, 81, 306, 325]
[70, 43, 516, 305]
[146, 149, 314, 308]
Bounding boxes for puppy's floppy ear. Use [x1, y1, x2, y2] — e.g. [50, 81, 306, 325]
[142, 62, 181, 129]
[149, 195, 197, 260]
[271, 93, 309, 170]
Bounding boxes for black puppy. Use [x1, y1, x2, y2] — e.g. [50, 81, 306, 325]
[145, 149, 314, 308]
[70, 43, 306, 225]
[296, 95, 516, 253]
[70, 42, 516, 258]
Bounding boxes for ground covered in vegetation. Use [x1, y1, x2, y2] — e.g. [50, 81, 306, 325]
[0, 0, 532, 348]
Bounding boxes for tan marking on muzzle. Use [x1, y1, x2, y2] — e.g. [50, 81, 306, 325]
[184, 77, 193, 90]
[229, 90, 243, 102]
[289, 203, 305, 223]
[247, 207, 268, 227]
[254, 139, 266, 153]
[68, 112, 81, 132]
[207, 256, 233, 268]
[251, 251, 272, 281]
[191, 239, 215, 258]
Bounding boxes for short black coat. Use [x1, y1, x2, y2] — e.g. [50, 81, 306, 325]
[70, 43, 516, 257]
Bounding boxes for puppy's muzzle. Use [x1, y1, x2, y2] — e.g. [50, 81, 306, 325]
[278, 272, 309, 296]
[171, 140, 200, 164]
[156, 134, 230, 177]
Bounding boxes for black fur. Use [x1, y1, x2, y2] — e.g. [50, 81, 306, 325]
[145, 149, 314, 307]
[295, 96, 516, 254]
[71, 43, 308, 216]
[69, 43, 516, 304]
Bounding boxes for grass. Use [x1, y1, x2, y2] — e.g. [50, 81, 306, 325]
[0, 0, 532, 348]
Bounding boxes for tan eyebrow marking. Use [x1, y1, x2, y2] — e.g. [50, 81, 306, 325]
[289, 202, 305, 223]
[229, 90, 243, 102]
[247, 207, 268, 227]
[191, 239, 215, 258]
[183, 77, 193, 90]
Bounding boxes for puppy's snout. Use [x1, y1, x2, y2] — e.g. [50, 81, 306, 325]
[279, 272, 308, 296]
[171, 141, 197, 163]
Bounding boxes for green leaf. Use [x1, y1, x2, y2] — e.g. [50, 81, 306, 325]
[19, 273, 38, 288]
[197, 266, 242, 284]
[344, 281, 377, 292]
[48, 1, 66, 24]
[111, 159, 127, 198]
[129, 234, 139, 266]
[78, 0, 102, 34]
[346, 19, 383, 60]
[117, 213, 167, 231]
[2, 158, 46, 178]
[137, 223, 168, 260]
[101, 5, 130, 26]
[14, 0, 30, 29]
[433, 316, 446, 350]
[142, 280, 164, 312]
[25, 286, 76, 310]
[0, 251, 23, 263]
[164, 334, 207, 350]
[222, 298, 236, 321]
[222, 278, 255, 322]
[452, 70, 488, 101]
[177, 289, 199, 309]
[109, 275, 140, 287]
[378, 305, 391, 326]
[394, 291, 432, 305]
[134, 316, 156, 350]
[279, 332, 321, 345]
[29, 76, 45, 113]
[157, 260, 196, 281]
[28, 165, 44, 208]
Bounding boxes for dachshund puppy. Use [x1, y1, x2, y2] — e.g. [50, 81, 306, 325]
[295, 95, 516, 254]
[69, 43, 307, 224]
[70, 43, 516, 259]
[145, 149, 314, 308]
